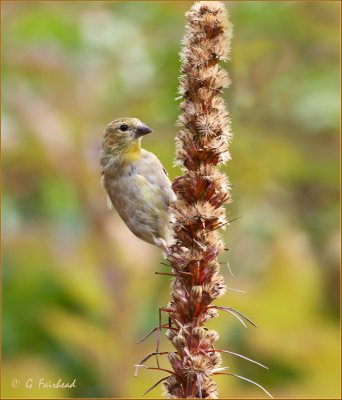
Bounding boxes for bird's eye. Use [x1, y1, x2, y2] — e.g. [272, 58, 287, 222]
[120, 124, 129, 132]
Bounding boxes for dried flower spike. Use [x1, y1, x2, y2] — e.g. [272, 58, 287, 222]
[165, 2, 232, 398]
[137, 2, 271, 398]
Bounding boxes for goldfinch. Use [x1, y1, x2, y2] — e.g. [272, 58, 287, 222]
[100, 118, 176, 252]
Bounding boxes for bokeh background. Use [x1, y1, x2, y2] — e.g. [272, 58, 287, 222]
[2, 1, 340, 399]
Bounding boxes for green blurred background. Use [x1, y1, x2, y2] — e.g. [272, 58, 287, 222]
[2, 1, 340, 398]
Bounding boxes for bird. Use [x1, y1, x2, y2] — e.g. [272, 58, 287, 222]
[100, 117, 176, 253]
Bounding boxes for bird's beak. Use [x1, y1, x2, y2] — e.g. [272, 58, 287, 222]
[135, 123, 152, 138]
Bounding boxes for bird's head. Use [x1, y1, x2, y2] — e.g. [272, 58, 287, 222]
[102, 117, 152, 157]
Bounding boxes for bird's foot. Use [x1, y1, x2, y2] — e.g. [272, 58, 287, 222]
[153, 237, 170, 258]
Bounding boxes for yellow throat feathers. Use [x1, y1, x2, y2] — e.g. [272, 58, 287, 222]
[123, 140, 142, 162]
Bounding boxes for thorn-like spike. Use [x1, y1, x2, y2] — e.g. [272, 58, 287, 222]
[155, 271, 177, 277]
[225, 307, 257, 328]
[214, 373, 273, 399]
[208, 349, 268, 369]
[137, 323, 176, 344]
[214, 306, 257, 328]
[226, 261, 234, 278]
[134, 351, 171, 376]
[143, 376, 170, 396]
[227, 287, 246, 294]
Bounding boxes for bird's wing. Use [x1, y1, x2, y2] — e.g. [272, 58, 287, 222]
[100, 173, 114, 210]
[140, 150, 177, 206]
